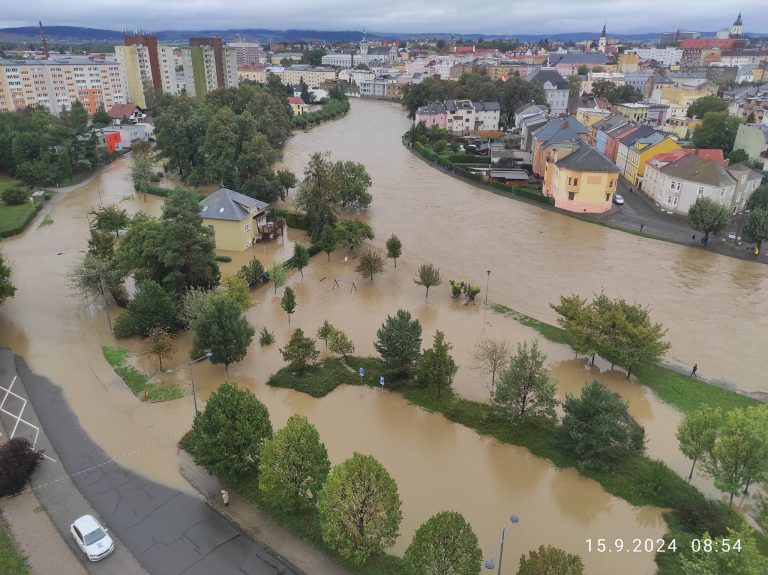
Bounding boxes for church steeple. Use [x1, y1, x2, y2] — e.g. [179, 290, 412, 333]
[601, 23, 606, 37]
[734, 12, 742, 26]
[598, 21, 607, 53]
[731, 12, 743, 37]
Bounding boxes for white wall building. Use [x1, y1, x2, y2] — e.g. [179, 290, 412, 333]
[627, 47, 684, 67]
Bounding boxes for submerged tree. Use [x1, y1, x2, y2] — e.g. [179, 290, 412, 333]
[385, 234, 402, 268]
[281, 286, 297, 324]
[374, 309, 422, 378]
[355, 249, 385, 282]
[416, 330, 458, 399]
[414, 263, 442, 299]
[471, 336, 511, 398]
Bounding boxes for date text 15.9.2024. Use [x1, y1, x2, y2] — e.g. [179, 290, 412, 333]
[585, 538, 742, 553]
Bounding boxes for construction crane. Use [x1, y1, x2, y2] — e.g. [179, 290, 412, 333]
[39, 21, 49, 59]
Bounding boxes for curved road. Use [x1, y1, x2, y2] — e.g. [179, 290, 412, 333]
[6, 352, 298, 575]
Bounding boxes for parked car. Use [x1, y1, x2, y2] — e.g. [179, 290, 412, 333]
[613, 194, 625, 205]
[70, 515, 114, 561]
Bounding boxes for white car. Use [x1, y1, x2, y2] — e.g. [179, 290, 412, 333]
[71, 515, 114, 561]
[613, 194, 625, 205]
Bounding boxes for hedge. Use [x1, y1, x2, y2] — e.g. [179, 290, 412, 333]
[448, 154, 492, 165]
[143, 185, 205, 202]
[267, 207, 309, 230]
[0, 202, 43, 239]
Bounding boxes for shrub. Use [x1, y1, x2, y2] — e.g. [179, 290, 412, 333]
[259, 327, 275, 346]
[113, 312, 138, 338]
[214, 255, 232, 262]
[0, 437, 45, 496]
[240, 257, 265, 287]
[449, 280, 463, 298]
[675, 496, 732, 537]
[1, 187, 29, 205]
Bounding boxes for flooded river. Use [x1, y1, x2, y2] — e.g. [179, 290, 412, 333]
[1, 98, 765, 574]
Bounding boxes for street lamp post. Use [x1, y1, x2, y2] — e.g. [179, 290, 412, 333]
[166, 352, 213, 413]
[484, 515, 520, 575]
[484, 270, 491, 306]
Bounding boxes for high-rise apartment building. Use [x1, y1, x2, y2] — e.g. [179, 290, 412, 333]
[123, 34, 161, 88]
[0, 58, 127, 114]
[182, 40, 238, 98]
[227, 36, 264, 67]
[189, 37, 225, 88]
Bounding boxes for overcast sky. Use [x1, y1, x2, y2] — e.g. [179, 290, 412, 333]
[1, 1, 766, 35]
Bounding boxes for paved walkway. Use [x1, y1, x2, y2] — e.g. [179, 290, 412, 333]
[3, 349, 300, 575]
[0, 348, 147, 575]
[180, 451, 354, 575]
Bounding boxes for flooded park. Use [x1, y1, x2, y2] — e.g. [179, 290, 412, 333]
[1, 98, 767, 573]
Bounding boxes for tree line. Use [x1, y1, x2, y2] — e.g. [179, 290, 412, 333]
[183, 380, 586, 573]
[0, 101, 106, 188]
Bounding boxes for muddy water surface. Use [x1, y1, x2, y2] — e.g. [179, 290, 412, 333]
[1, 98, 764, 574]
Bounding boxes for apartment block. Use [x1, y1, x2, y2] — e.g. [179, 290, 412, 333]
[0, 58, 127, 115]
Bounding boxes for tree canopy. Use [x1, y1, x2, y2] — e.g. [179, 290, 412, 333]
[743, 208, 768, 251]
[374, 309, 423, 378]
[686, 95, 728, 119]
[691, 112, 741, 153]
[0, 254, 17, 307]
[518, 545, 585, 575]
[402, 511, 482, 575]
[192, 294, 255, 369]
[416, 330, 458, 398]
[688, 196, 730, 245]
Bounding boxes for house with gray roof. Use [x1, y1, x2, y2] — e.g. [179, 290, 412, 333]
[526, 68, 569, 115]
[531, 117, 589, 175]
[200, 187, 273, 251]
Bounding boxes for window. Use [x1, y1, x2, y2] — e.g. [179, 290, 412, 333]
[568, 192, 575, 200]
[573, 178, 578, 186]
[698, 186, 704, 195]
[671, 181, 676, 189]
[720, 189, 726, 197]
[609, 179, 615, 188]
[244, 223, 250, 233]
[605, 193, 610, 202]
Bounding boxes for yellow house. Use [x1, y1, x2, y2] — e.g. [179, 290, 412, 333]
[287, 96, 310, 115]
[624, 136, 681, 187]
[201, 187, 270, 251]
[543, 141, 619, 213]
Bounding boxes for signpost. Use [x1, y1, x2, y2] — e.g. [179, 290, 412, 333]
[359, 367, 364, 385]
[380, 376, 385, 388]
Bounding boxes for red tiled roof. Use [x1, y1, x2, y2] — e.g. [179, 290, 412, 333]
[649, 148, 726, 167]
[108, 103, 139, 119]
[287, 97, 305, 105]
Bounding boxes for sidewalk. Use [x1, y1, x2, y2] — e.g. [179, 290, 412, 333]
[0, 348, 148, 575]
[179, 450, 354, 575]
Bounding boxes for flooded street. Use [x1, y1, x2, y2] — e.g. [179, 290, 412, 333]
[1, 98, 765, 573]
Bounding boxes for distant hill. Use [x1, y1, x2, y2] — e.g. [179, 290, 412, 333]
[1, 25, 765, 45]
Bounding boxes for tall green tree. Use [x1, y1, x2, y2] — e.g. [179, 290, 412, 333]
[292, 243, 310, 278]
[318, 224, 337, 261]
[742, 208, 768, 252]
[335, 161, 373, 208]
[159, 188, 220, 295]
[727, 148, 750, 165]
[607, 85, 643, 104]
[385, 234, 402, 268]
[374, 309, 423, 378]
[221, 274, 251, 310]
[688, 196, 730, 245]
[276, 169, 297, 200]
[91, 103, 111, 129]
[154, 98, 212, 183]
[416, 330, 458, 399]
[493, 340, 558, 424]
[692, 112, 741, 153]
[746, 185, 768, 211]
[558, 380, 646, 471]
[328, 328, 355, 359]
[551, 294, 601, 365]
[89, 204, 129, 237]
[402, 511, 482, 575]
[517, 545, 585, 575]
[676, 406, 722, 482]
[316, 320, 335, 349]
[335, 219, 374, 251]
[187, 381, 273, 482]
[678, 524, 768, 575]
[114, 279, 180, 337]
[686, 95, 728, 119]
[318, 453, 402, 564]
[280, 328, 319, 372]
[702, 406, 768, 505]
[192, 295, 255, 370]
[114, 212, 164, 281]
[259, 414, 330, 512]
[0, 437, 45, 498]
[414, 263, 442, 299]
[295, 152, 340, 241]
[591, 79, 616, 98]
[67, 252, 124, 327]
[355, 249, 385, 282]
[267, 261, 288, 295]
[281, 286, 297, 324]
[0, 254, 17, 307]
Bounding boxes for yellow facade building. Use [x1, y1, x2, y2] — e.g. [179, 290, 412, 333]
[623, 136, 681, 186]
[542, 141, 619, 213]
[200, 187, 270, 251]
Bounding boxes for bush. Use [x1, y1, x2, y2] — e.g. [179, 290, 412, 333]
[0, 437, 44, 496]
[675, 496, 732, 537]
[307, 244, 322, 257]
[259, 327, 275, 346]
[285, 211, 309, 230]
[113, 312, 138, 338]
[214, 255, 232, 262]
[448, 154, 491, 165]
[240, 257, 265, 287]
[1, 187, 29, 205]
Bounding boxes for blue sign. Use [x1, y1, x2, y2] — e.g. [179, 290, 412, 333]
[359, 367, 364, 377]
[379, 376, 385, 387]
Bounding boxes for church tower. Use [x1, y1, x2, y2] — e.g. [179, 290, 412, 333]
[598, 23, 607, 53]
[730, 12, 743, 37]
[360, 31, 369, 56]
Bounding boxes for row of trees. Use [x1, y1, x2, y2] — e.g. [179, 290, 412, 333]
[401, 73, 547, 125]
[677, 405, 768, 505]
[551, 293, 670, 379]
[688, 195, 768, 250]
[0, 101, 105, 187]
[588, 80, 644, 104]
[0, 253, 15, 308]
[153, 80, 295, 202]
[186, 381, 585, 572]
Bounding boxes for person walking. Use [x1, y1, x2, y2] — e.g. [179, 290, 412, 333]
[221, 489, 230, 506]
[690, 364, 698, 378]
[640, 223, 644, 232]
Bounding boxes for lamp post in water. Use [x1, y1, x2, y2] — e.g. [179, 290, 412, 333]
[485, 270, 491, 306]
[166, 352, 213, 414]
[484, 514, 520, 574]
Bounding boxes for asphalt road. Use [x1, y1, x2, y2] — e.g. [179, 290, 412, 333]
[9, 353, 299, 575]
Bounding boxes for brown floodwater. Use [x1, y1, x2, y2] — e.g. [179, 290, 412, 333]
[1, 98, 764, 573]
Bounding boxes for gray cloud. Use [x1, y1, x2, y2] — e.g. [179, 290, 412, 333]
[1, 0, 765, 35]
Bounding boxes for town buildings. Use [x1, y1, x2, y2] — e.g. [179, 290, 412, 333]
[531, 117, 589, 176]
[615, 127, 681, 186]
[414, 100, 501, 134]
[0, 58, 127, 115]
[321, 34, 399, 67]
[182, 39, 238, 98]
[526, 68, 569, 116]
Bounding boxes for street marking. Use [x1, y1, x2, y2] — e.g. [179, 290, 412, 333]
[0, 376, 49, 459]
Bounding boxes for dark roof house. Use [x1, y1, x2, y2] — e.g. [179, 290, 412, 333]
[200, 187, 269, 221]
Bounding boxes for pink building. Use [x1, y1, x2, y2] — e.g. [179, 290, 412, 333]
[414, 102, 447, 129]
